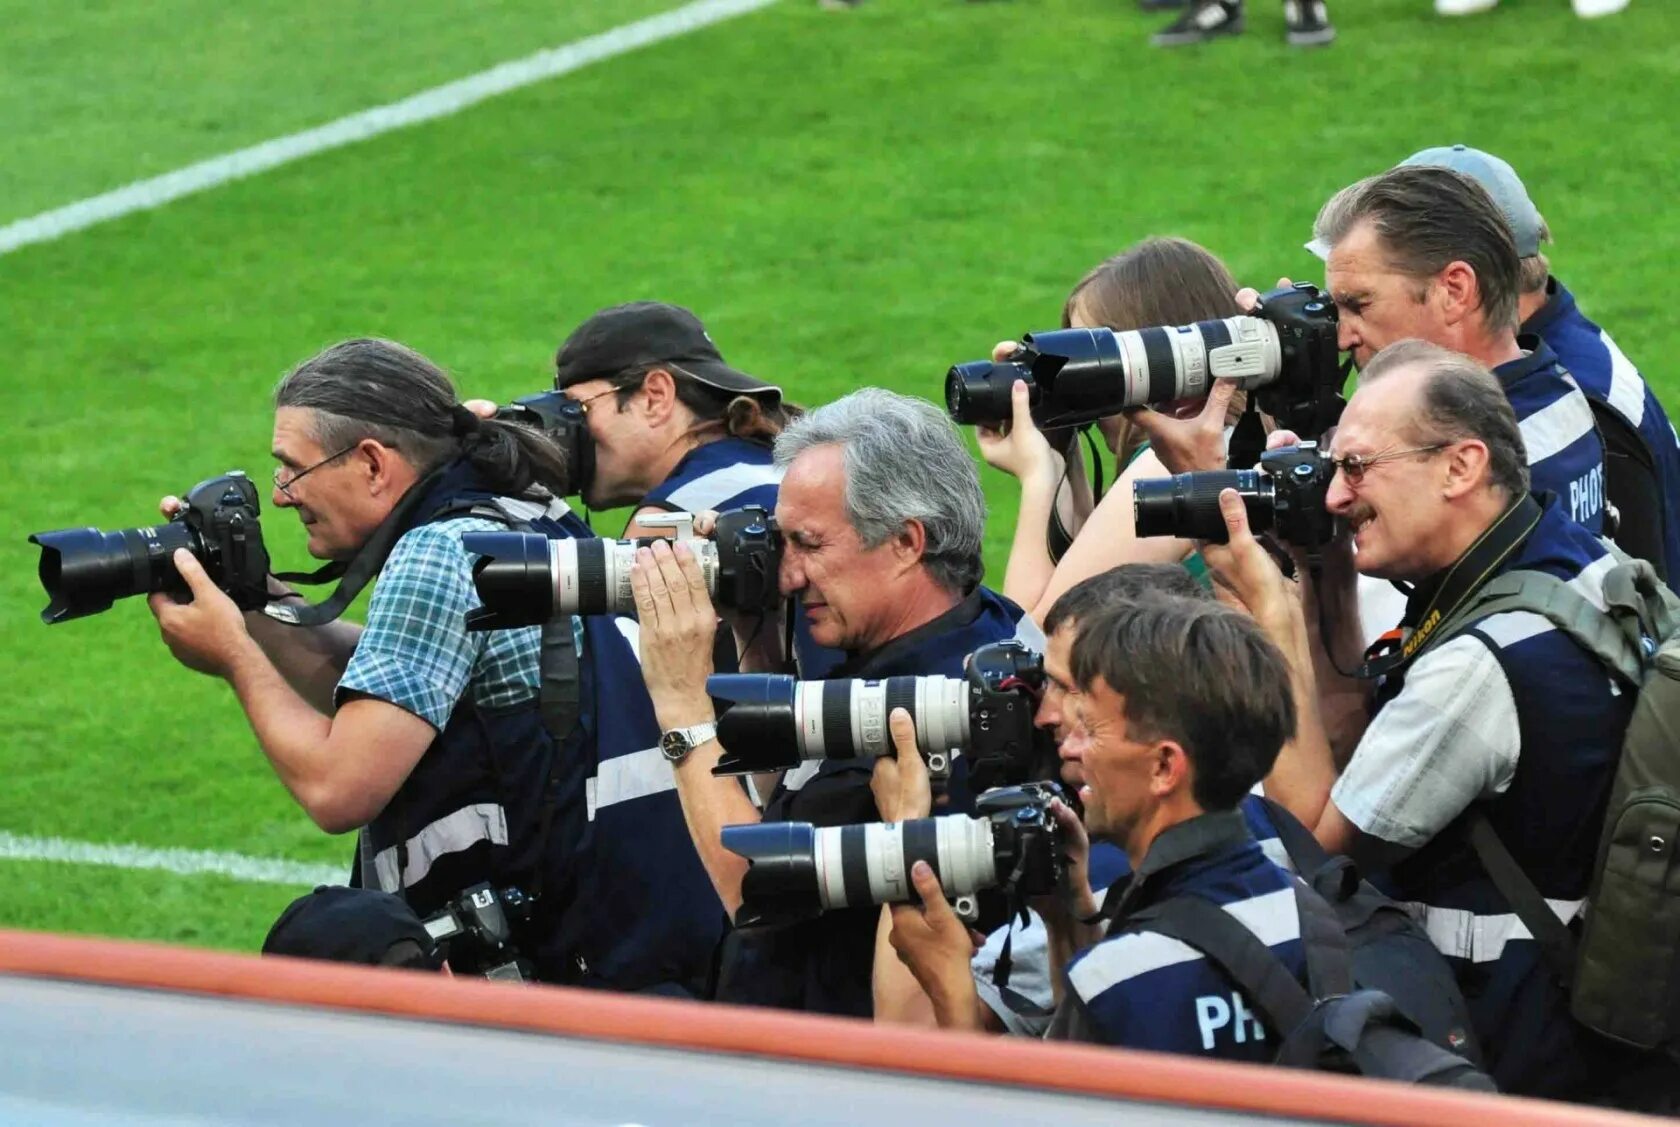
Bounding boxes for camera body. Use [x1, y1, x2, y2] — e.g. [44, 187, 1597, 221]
[421, 882, 534, 982]
[1133, 442, 1338, 548]
[722, 782, 1065, 928]
[495, 390, 596, 500]
[463, 504, 783, 629]
[708, 640, 1051, 790]
[946, 283, 1343, 441]
[30, 471, 272, 624]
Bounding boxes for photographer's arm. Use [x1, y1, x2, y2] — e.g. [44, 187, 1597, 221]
[631, 539, 764, 918]
[974, 372, 1063, 613]
[870, 711, 941, 1027]
[1198, 491, 1348, 849]
[1034, 800, 1103, 1003]
[149, 551, 430, 833]
[886, 864, 988, 1032]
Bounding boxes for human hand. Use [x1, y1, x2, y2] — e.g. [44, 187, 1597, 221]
[870, 708, 932, 823]
[1199, 489, 1298, 633]
[887, 860, 984, 1003]
[147, 549, 255, 678]
[1124, 378, 1240, 475]
[628, 539, 718, 727]
[976, 380, 1058, 485]
[462, 399, 498, 420]
[1234, 276, 1296, 316]
[1031, 798, 1098, 924]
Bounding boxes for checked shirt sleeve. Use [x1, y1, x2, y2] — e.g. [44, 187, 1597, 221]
[336, 520, 492, 730]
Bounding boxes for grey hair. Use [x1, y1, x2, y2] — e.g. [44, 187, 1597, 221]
[275, 338, 569, 496]
[773, 388, 985, 594]
[1360, 339, 1530, 501]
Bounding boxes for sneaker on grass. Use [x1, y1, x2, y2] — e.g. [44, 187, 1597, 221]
[1152, 0, 1245, 46]
[1285, 0, 1336, 45]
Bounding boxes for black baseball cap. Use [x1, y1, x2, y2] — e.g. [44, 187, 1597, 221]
[262, 885, 444, 970]
[554, 301, 782, 403]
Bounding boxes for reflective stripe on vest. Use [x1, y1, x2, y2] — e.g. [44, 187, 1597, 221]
[585, 747, 676, 821]
[1400, 898, 1586, 965]
[371, 803, 509, 892]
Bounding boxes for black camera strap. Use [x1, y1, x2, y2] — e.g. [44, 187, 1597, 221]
[1350, 493, 1543, 682]
[262, 464, 453, 627]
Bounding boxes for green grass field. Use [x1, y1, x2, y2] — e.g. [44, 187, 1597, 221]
[3, 0, 1677, 953]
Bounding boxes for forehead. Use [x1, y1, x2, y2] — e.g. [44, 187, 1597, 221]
[775, 444, 848, 528]
[272, 407, 324, 459]
[1337, 375, 1420, 451]
[1045, 623, 1075, 667]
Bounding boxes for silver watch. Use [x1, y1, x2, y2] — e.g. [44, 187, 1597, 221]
[659, 721, 717, 763]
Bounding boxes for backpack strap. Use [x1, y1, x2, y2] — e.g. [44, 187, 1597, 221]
[1464, 812, 1578, 985]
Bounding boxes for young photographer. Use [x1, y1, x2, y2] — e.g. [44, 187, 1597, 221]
[1202, 340, 1640, 1099]
[628, 388, 1041, 1018]
[975, 237, 1251, 623]
[884, 594, 1308, 1061]
[147, 339, 722, 994]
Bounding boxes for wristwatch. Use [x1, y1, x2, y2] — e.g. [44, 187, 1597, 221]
[660, 721, 718, 764]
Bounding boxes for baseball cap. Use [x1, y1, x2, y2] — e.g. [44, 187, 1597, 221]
[1305, 144, 1547, 261]
[262, 885, 444, 970]
[554, 301, 782, 403]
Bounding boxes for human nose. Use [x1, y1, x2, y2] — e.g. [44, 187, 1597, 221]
[1337, 318, 1359, 355]
[1326, 468, 1355, 514]
[778, 550, 805, 597]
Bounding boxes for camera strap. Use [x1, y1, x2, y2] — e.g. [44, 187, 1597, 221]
[1352, 494, 1543, 681]
[262, 464, 454, 627]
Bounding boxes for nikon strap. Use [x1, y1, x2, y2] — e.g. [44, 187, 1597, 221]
[261, 464, 454, 627]
[1353, 493, 1543, 681]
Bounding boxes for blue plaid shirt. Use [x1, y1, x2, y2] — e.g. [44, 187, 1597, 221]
[337, 518, 544, 728]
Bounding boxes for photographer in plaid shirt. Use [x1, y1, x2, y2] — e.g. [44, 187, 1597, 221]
[148, 339, 723, 993]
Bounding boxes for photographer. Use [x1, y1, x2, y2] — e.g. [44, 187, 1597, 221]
[886, 594, 1308, 1061]
[1205, 340, 1635, 1099]
[978, 237, 1250, 622]
[148, 339, 721, 993]
[629, 387, 1041, 1017]
[551, 301, 796, 534]
[1309, 165, 1608, 536]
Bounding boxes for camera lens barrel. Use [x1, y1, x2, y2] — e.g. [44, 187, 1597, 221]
[945, 359, 1030, 427]
[724, 814, 1000, 927]
[710, 673, 970, 774]
[1133, 470, 1274, 544]
[30, 522, 196, 624]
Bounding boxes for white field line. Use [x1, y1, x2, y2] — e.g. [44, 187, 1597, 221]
[0, 831, 344, 887]
[0, 0, 778, 257]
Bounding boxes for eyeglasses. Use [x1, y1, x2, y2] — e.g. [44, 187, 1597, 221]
[273, 443, 361, 498]
[1329, 442, 1449, 484]
[570, 386, 620, 415]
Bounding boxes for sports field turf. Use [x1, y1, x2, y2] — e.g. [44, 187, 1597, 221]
[3, 0, 1676, 952]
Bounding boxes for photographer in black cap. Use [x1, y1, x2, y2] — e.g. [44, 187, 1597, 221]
[552, 301, 800, 534]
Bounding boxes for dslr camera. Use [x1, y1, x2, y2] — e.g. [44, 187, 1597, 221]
[421, 882, 534, 982]
[721, 782, 1065, 927]
[493, 390, 595, 500]
[1133, 442, 1338, 548]
[29, 471, 272, 624]
[462, 505, 782, 629]
[947, 282, 1343, 441]
[707, 640, 1049, 791]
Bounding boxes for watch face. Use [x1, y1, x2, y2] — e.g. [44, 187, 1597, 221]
[660, 730, 688, 760]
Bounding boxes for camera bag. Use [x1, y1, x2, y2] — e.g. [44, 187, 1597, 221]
[1255, 798, 1482, 1064]
[1423, 549, 1680, 1058]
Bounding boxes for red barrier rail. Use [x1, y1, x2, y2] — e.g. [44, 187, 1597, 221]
[0, 927, 1652, 1126]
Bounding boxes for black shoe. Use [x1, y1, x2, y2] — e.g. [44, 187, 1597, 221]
[1284, 0, 1336, 45]
[1152, 0, 1245, 46]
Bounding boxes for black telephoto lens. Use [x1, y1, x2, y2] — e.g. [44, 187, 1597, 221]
[1133, 470, 1273, 544]
[463, 531, 554, 630]
[945, 360, 1030, 427]
[29, 523, 196, 624]
[722, 822, 824, 927]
